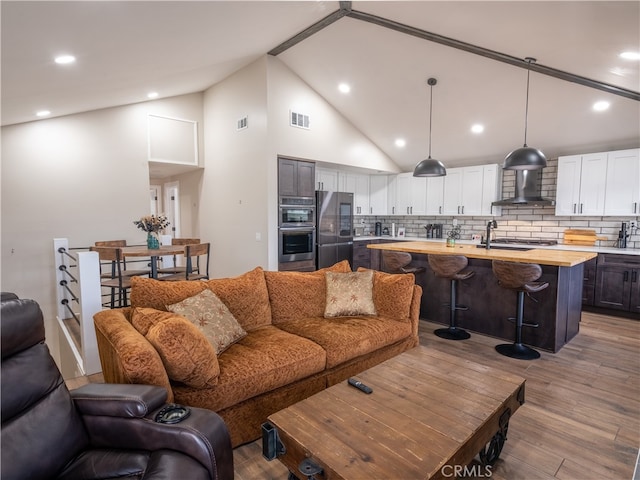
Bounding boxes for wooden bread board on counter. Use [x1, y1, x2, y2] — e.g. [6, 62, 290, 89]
[563, 229, 607, 246]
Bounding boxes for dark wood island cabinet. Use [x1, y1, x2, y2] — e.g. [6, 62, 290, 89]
[368, 241, 597, 353]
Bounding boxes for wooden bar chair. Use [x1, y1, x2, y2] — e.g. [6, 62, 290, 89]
[94, 240, 150, 278]
[428, 254, 475, 340]
[90, 246, 133, 308]
[381, 251, 425, 275]
[159, 243, 210, 281]
[157, 238, 201, 275]
[492, 260, 548, 360]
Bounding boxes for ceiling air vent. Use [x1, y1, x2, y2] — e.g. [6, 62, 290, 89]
[290, 111, 310, 129]
[237, 116, 248, 130]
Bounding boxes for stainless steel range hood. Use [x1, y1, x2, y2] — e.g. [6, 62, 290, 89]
[492, 170, 555, 207]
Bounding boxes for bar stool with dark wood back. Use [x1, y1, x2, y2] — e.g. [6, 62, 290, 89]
[428, 254, 475, 340]
[381, 251, 425, 275]
[492, 260, 549, 360]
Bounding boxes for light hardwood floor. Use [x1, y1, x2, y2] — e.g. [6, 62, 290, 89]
[234, 312, 639, 479]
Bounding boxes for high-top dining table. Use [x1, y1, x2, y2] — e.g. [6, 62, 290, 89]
[120, 245, 186, 279]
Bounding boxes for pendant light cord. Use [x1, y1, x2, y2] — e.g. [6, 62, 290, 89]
[428, 82, 433, 158]
[523, 57, 535, 147]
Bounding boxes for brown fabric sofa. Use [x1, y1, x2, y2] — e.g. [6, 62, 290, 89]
[94, 261, 422, 447]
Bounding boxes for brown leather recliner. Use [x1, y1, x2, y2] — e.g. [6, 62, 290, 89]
[0, 294, 234, 480]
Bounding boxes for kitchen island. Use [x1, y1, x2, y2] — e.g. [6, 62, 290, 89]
[368, 241, 597, 352]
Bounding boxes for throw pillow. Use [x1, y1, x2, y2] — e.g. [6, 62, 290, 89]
[357, 267, 415, 322]
[167, 288, 247, 354]
[324, 270, 377, 318]
[130, 308, 220, 388]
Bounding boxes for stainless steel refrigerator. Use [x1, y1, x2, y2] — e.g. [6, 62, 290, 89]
[315, 191, 353, 270]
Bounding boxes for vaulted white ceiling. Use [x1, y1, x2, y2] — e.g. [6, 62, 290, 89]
[3, 1, 639, 172]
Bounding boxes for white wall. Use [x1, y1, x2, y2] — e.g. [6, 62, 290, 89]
[201, 58, 271, 277]
[266, 55, 398, 174]
[1, 93, 203, 369]
[200, 55, 400, 276]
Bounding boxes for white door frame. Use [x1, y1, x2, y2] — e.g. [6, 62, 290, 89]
[149, 184, 161, 215]
[164, 181, 181, 239]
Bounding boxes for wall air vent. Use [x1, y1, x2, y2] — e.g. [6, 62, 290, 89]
[290, 111, 310, 129]
[237, 116, 248, 131]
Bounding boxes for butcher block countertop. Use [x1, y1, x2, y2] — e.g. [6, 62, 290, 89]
[367, 241, 597, 267]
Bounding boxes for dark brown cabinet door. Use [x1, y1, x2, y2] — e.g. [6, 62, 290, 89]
[582, 257, 597, 306]
[352, 241, 371, 270]
[296, 161, 315, 197]
[630, 270, 640, 314]
[594, 264, 631, 310]
[278, 159, 298, 197]
[278, 158, 315, 198]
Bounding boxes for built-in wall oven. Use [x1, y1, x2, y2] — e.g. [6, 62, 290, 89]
[278, 196, 316, 271]
[279, 196, 315, 226]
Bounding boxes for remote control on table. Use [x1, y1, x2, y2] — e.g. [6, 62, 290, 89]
[348, 377, 372, 394]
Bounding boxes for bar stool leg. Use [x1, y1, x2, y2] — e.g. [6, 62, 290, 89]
[434, 279, 471, 340]
[495, 291, 540, 360]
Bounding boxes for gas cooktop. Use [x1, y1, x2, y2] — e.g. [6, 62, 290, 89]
[491, 238, 558, 246]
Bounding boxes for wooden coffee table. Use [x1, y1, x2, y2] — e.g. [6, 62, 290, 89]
[264, 346, 525, 480]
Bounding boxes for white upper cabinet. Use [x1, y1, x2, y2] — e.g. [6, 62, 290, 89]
[425, 176, 445, 215]
[556, 153, 608, 216]
[369, 175, 389, 215]
[480, 164, 502, 216]
[395, 172, 427, 215]
[315, 167, 338, 192]
[387, 175, 398, 215]
[340, 172, 370, 215]
[441, 165, 498, 216]
[604, 148, 640, 216]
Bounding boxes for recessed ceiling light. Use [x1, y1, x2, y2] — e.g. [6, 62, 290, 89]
[36, 110, 51, 117]
[147, 92, 159, 99]
[395, 138, 406, 148]
[54, 55, 76, 65]
[619, 51, 640, 60]
[338, 83, 351, 94]
[593, 101, 610, 112]
[471, 124, 484, 134]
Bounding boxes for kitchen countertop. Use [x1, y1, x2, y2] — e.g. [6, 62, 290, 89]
[367, 240, 597, 267]
[355, 235, 640, 257]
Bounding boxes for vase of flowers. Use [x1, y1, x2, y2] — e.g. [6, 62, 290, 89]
[133, 214, 170, 249]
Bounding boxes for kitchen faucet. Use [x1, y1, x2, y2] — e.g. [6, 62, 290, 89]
[486, 220, 498, 250]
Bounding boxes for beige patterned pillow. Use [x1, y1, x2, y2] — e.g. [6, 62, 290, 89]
[167, 289, 247, 354]
[324, 270, 377, 318]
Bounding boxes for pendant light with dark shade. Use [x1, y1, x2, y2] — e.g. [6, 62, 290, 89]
[413, 78, 446, 177]
[503, 57, 548, 170]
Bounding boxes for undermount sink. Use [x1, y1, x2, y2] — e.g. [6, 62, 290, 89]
[475, 244, 533, 251]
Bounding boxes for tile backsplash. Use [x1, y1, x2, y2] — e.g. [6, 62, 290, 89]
[356, 159, 639, 249]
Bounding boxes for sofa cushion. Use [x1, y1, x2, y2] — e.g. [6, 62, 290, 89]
[277, 315, 412, 368]
[358, 268, 416, 322]
[264, 260, 352, 325]
[130, 276, 207, 311]
[207, 267, 271, 331]
[131, 308, 220, 388]
[167, 289, 247, 354]
[172, 326, 327, 412]
[93, 309, 174, 401]
[324, 271, 376, 318]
